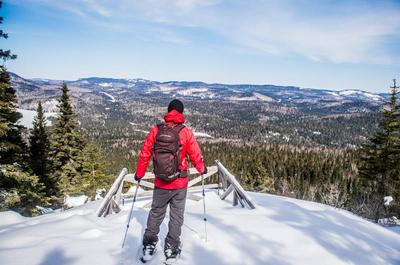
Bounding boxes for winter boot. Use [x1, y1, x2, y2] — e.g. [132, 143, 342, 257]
[140, 241, 157, 263]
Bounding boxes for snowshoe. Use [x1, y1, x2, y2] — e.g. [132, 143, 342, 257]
[163, 243, 181, 265]
[140, 241, 157, 263]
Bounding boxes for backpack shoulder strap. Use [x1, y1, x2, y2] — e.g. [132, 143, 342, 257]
[173, 124, 185, 134]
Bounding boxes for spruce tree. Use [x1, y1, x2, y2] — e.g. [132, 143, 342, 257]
[360, 79, 400, 220]
[0, 1, 24, 164]
[0, 67, 26, 164]
[0, 4, 47, 216]
[58, 160, 83, 196]
[49, 83, 85, 197]
[0, 2, 17, 64]
[29, 101, 53, 195]
[249, 156, 274, 193]
[0, 164, 47, 216]
[78, 142, 112, 199]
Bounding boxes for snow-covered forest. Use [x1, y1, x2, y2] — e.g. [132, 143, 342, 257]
[1, 1, 400, 264]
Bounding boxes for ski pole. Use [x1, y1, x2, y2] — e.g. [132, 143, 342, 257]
[201, 173, 208, 242]
[121, 180, 140, 248]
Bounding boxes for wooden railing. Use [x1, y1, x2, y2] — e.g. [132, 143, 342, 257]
[97, 161, 255, 217]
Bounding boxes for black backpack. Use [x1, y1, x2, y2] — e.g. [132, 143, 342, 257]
[153, 123, 185, 181]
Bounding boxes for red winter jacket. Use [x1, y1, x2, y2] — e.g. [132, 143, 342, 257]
[135, 110, 206, 189]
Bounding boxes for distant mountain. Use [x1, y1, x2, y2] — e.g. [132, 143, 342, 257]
[10, 72, 385, 151]
[9, 72, 42, 92]
[12, 73, 388, 107]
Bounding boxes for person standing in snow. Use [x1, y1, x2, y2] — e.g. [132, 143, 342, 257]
[134, 99, 207, 263]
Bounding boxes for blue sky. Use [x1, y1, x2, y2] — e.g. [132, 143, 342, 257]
[3, 0, 400, 92]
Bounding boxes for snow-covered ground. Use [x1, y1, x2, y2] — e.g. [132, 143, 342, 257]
[177, 88, 209, 96]
[228, 96, 258, 101]
[100, 92, 117, 103]
[0, 192, 399, 265]
[99, 82, 113, 88]
[193, 131, 213, 138]
[17, 108, 57, 128]
[253, 92, 274, 102]
[338, 90, 383, 101]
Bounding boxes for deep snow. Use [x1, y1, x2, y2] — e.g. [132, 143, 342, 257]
[0, 191, 399, 265]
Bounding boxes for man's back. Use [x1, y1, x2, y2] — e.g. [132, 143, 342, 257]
[135, 100, 207, 264]
[135, 109, 205, 189]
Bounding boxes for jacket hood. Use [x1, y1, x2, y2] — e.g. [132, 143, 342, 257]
[164, 110, 185, 124]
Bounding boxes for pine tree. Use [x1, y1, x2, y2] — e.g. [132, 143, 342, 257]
[250, 156, 274, 193]
[0, 2, 17, 64]
[29, 101, 53, 195]
[49, 83, 85, 197]
[360, 79, 400, 220]
[78, 142, 113, 199]
[58, 159, 83, 196]
[0, 164, 47, 216]
[0, 1, 24, 164]
[0, 67, 27, 164]
[0, 4, 47, 216]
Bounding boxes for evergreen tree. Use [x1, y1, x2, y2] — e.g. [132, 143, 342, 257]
[29, 101, 53, 195]
[0, 4, 47, 216]
[49, 83, 85, 197]
[249, 156, 274, 193]
[0, 1, 24, 164]
[0, 164, 47, 216]
[0, 2, 17, 64]
[360, 79, 400, 220]
[0, 67, 26, 164]
[78, 142, 113, 199]
[58, 159, 83, 196]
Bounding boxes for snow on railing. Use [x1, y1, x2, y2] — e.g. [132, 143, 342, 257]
[215, 160, 256, 209]
[97, 161, 255, 217]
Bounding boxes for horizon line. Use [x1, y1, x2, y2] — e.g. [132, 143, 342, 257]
[11, 71, 392, 94]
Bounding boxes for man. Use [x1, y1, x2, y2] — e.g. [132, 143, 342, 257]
[134, 99, 207, 264]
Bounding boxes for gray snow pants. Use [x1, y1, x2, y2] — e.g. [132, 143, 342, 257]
[143, 187, 187, 249]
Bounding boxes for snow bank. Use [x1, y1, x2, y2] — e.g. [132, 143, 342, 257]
[0, 192, 399, 265]
[63, 195, 89, 209]
[0, 211, 26, 227]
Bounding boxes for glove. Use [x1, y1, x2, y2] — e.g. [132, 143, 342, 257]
[134, 174, 141, 182]
[202, 166, 208, 175]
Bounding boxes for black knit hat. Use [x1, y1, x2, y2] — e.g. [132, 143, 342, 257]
[168, 99, 184, 113]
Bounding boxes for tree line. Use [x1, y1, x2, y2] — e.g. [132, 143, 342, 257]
[200, 80, 400, 221]
[0, 72, 113, 215]
[0, 9, 112, 215]
[1, 4, 399, 222]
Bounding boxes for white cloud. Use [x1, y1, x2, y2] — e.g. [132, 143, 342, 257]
[16, 0, 400, 64]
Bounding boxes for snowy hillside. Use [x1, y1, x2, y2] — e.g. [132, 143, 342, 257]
[12, 72, 388, 106]
[0, 191, 399, 265]
[17, 108, 57, 128]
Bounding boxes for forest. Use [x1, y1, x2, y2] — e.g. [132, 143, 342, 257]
[0, 5, 399, 223]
